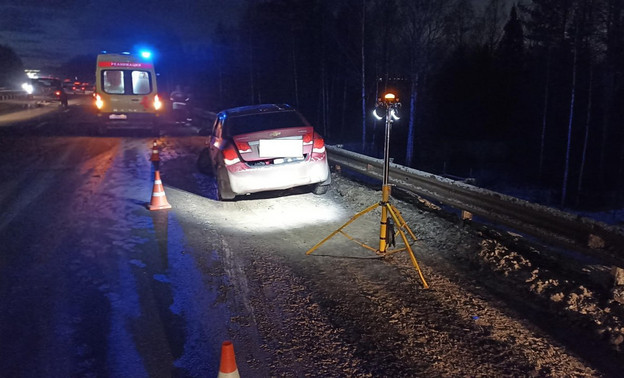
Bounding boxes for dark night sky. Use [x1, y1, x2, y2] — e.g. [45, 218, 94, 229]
[1, 0, 514, 71]
[0, 0, 245, 69]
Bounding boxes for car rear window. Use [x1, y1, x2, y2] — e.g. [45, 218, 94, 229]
[102, 69, 152, 95]
[226, 111, 308, 136]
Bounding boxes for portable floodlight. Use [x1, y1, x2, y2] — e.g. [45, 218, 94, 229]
[306, 91, 429, 289]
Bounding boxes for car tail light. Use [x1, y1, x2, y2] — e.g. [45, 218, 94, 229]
[94, 93, 104, 109]
[235, 141, 252, 153]
[313, 133, 325, 153]
[303, 133, 313, 145]
[55, 90, 62, 97]
[222, 145, 240, 165]
[153, 94, 162, 110]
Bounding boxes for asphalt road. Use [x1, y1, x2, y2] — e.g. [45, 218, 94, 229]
[0, 101, 231, 376]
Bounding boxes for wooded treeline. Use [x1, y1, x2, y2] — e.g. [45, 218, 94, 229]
[2, 0, 623, 210]
[191, 0, 624, 210]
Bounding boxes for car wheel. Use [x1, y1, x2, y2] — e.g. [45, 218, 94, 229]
[97, 123, 108, 136]
[312, 183, 330, 195]
[216, 166, 235, 200]
[152, 122, 161, 137]
[197, 148, 213, 175]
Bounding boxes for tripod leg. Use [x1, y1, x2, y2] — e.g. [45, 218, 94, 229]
[386, 204, 429, 289]
[388, 203, 417, 241]
[306, 202, 380, 255]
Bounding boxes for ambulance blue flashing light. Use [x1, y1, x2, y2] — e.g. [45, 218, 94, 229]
[99, 49, 154, 60]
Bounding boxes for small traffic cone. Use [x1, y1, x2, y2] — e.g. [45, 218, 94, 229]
[218, 341, 240, 378]
[147, 170, 172, 210]
[149, 140, 160, 163]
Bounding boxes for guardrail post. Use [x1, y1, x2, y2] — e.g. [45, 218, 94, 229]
[461, 210, 473, 221]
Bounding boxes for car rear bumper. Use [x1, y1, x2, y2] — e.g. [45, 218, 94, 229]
[227, 159, 330, 195]
[30, 95, 64, 103]
[97, 112, 159, 128]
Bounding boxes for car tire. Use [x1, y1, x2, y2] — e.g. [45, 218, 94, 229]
[216, 166, 235, 200]
[97, 123, 108, 136]
[312, 183, 330, 195]
[197, 148, 213, 175]
[152, 122, 161, 137]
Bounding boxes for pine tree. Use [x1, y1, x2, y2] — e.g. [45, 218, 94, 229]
[0, 45, 26, 89]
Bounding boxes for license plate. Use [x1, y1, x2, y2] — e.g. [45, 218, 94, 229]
[109, 114, 127, 120]
[259, 139, 303, 158]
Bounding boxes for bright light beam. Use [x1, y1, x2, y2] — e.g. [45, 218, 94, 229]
[165, 186, 347, 234]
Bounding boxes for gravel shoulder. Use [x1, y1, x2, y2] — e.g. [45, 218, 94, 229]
[157, 135, 623, 376]
[194, 168, 624, 376]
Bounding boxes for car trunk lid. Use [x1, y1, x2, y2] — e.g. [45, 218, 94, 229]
[232, 126, 314, 162]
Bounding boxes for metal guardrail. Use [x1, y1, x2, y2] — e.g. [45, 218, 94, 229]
[0, 90, 27, 101]
[327, 145, 624, 268]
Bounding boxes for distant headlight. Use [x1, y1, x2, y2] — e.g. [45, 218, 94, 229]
[22, 82, 33, 94]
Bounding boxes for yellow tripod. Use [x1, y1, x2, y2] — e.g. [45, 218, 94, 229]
[306, 183, 429, 289]
[306, 93, 429, 288]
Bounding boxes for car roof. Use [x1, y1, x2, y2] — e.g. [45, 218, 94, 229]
[220, 104, 295, 118]
[32, 77, 61, 82]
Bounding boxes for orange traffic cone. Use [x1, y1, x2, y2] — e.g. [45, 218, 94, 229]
[150, 139, 160, 163]
[147, 170, 172, 210]
[218, 341, 240, 378]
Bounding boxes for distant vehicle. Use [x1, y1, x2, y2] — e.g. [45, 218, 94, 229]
[197, 104, 331, 200]
[169, 85, 191, 124]
[80, 82, 94, 94]
[71, 82, 93, 94]
[62, 80, 74, 94]
[30, 77, 68, 108]
[93, 52, 162, 134]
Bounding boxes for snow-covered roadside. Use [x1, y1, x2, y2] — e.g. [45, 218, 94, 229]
[330, 171, 624, 359]
[160, 137, 624, 375]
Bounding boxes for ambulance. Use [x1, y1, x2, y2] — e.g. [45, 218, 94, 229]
[93, 52, 162, 134]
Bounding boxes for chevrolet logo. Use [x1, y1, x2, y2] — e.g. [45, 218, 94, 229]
[269, 131, 281, 137]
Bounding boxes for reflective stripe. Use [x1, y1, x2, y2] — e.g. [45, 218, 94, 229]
[224, 157, 240, 165]
[152, 149, 158, 153]
[154, 180, 162, 184]
[152, 191, 165, 197]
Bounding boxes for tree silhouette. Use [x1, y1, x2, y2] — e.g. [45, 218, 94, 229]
[0, 44, 26, 89]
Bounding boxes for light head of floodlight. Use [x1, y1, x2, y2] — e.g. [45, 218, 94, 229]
[372, 92, 401, 120]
